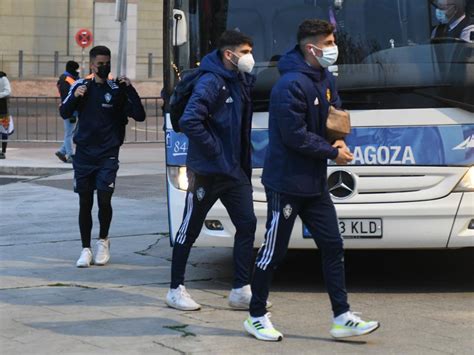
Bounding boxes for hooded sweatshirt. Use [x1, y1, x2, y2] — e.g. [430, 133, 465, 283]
[180, 49, 255, 180]
[262, 46, 341, 197]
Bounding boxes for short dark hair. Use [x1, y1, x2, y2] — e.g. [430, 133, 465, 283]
[89, 45, 111, 59]
[297, 19, 335, 44]
[217, 30, 253, 51]
[65, 60, 79, 73]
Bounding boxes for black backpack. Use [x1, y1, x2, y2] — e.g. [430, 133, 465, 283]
[169, 69, 226, 132]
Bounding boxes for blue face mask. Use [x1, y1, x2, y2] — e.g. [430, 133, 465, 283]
[436, 8, 449, 24]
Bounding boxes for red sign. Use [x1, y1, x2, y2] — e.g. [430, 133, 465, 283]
[75, 29, 93, 48]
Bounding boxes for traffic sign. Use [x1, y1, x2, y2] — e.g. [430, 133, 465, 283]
[75, 29, 93, 48]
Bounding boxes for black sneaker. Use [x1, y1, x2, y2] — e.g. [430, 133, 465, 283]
[55, 151, 67, 162]
[0, 152, 5, 159]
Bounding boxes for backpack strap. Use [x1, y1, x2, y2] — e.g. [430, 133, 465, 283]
[65, 76, 76, 86]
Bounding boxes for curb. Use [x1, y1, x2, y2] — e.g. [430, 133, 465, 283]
[0, 165, 72, 176]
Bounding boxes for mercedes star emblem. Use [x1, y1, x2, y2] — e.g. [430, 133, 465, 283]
[328, 170, 356, 199]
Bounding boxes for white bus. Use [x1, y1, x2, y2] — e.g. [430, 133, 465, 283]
[163, 0, 474, 249]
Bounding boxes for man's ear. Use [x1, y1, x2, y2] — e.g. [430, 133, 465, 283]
[222, 49, 232, 61]
[309, 45, 322, 57]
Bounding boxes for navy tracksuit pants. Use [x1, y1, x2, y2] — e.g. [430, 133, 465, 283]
[171, 169, 257, 289]
[250, 188, 350, 318]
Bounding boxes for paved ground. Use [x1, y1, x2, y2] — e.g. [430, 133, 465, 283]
[1, 144, 473, 354]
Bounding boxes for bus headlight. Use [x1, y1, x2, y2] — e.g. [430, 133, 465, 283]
[454, 167, 474, 192]
[168, 166, 188, 191]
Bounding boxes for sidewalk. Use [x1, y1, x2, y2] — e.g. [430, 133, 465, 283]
[1, 144, 473, 354]
[0, 143, 166, 176]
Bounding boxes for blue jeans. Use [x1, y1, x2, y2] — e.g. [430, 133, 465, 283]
[59, 118, 75, 157]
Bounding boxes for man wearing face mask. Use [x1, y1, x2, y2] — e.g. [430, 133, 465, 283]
[166, 30, 262, 312]
[243, 20, 379, 341]
[60, 45, 146, 268]
[432, 0, 474, 42]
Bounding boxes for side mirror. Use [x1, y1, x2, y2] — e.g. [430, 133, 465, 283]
[172, 9, 188, 46]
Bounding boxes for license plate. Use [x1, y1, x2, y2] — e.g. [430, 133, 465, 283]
[303, 219, 383, 239]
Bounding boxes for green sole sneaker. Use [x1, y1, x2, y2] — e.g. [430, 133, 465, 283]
[244, 316, 283, 342]
[330, 321, 380, 338]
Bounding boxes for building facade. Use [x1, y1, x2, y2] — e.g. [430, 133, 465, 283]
[0, 0, 163, 82]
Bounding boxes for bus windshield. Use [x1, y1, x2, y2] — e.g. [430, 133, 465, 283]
[168, 0, 474, 111]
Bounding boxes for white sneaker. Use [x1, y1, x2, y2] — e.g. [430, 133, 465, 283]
[244, 313, 283, 341]
[330, 311, 380, 338]
[229, 284, 272, 310]
[166, 285, 201, 311]
[94, 238, 110, 266]
[76, 248, 93, 268]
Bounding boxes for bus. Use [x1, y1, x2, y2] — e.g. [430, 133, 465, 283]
[163, 0, 474, 249]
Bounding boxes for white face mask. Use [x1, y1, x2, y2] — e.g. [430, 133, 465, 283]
[310, 45, 339, 68]
[230, 51, 255, 73]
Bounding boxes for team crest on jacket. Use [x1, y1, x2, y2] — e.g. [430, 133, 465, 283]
[196, 187, 206, 201]
[283, 204, 292, 219]
[104, 93, 112, 103]
[326, 88, 331, 101]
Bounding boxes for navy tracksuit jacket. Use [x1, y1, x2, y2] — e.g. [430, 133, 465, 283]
[60, 78, 146, 193]
[60, 78, 146, 158]
[171, 50, 257, 289]
[250, 46, 350, 318]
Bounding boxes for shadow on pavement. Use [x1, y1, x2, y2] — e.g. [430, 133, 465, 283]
[26, 316, 367, 345]
[274, 248, 474, 293]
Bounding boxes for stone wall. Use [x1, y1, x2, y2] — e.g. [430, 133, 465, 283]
[0, 0, 163, 82]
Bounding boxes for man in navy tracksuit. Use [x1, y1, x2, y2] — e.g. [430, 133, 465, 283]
[244, 20, 379, 341]
[166, 31, 261, 311]
[60, 46, 146, 268]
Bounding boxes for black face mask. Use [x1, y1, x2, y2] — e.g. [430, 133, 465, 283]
[96, 64, 111, 79]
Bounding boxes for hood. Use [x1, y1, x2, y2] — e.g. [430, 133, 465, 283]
[64, 71, 79, 80]
[278, 45, 326, 82]
[198, 50, 239, 81]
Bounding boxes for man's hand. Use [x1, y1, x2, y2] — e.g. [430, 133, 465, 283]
[117, 76, 131, 87]
[332, 139, 348, 150]
[74, 85, 87, 98]
[335, 148, 354, 165]
[333, 140, 354, 165]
